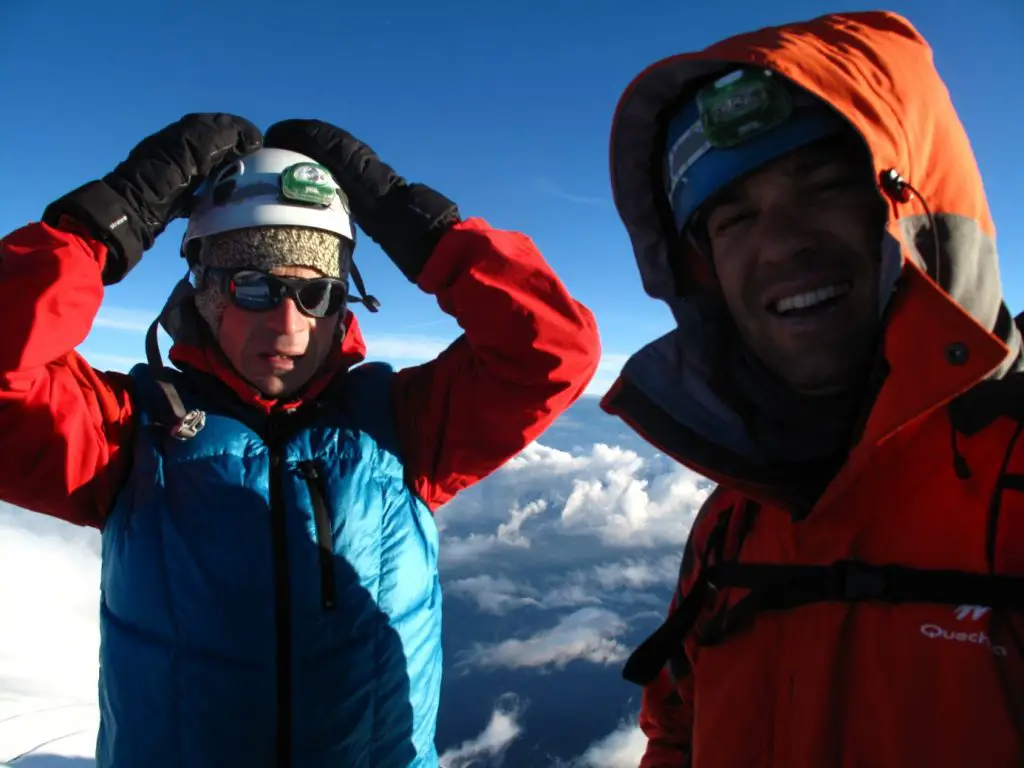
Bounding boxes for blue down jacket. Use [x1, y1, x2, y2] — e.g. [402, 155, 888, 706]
[97, 361, 442, 768]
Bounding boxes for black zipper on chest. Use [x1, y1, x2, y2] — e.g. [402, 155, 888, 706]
[267, 422, 293, 768]
[299, 461, 337, 611]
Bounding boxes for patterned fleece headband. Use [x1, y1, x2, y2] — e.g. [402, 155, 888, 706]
[193, 226, 347, 333]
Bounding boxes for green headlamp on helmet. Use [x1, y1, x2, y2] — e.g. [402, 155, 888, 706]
[181, 147, 355, 267]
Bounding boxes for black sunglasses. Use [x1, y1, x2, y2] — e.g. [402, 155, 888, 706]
[209, 268, 348, 318]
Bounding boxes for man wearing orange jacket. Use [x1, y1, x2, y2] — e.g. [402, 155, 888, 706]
[0, 115, 600, 766]
[600, 10, 1024, 767]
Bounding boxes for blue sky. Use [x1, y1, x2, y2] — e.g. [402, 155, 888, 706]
[1, 0, 1021, 396]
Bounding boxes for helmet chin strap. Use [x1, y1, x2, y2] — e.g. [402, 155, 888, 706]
[146, 270, 201, 371]
[142, 270, 209, 439]
[348, 259, 380, 313]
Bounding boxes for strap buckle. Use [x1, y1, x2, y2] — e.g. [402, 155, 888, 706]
[172, 409, 207, 440]
[825, 560, 888, 601]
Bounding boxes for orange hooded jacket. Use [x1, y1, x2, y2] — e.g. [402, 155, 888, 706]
[601, 11, 1024, 767]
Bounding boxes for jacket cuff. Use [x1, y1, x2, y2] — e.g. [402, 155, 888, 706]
[42, 180, 143, 285]
[376, 182, 460, 283]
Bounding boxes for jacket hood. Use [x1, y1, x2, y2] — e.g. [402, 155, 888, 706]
[603, 11, 1021, 504]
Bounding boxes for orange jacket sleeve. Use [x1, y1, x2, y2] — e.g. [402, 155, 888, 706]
[0, 221, 135, 528]
[638, 589, 696, 767]
[391, 217, 601, 510]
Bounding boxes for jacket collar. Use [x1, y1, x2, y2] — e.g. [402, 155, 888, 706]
[166, 310, 368, 414]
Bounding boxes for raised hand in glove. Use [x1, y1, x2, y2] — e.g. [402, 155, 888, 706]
[263, 120, 460, 282]
[43, 113, 262, 285]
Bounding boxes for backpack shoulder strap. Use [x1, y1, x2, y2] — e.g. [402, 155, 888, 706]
[328, 362, 401, 454]
[950, 373, 1024, 436]
[128, 362, 208, 441]
[622, 497, 756, 686]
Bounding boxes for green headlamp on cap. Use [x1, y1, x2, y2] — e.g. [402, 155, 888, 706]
[696, 68, 796, 148]
[664, 67, 851, 234]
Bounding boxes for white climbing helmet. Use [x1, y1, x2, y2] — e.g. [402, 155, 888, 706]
[181, 147, 354, 263]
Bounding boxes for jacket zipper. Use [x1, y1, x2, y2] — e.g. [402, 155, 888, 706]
[299, 461, 337, 610]
[267, 424, 292, 768]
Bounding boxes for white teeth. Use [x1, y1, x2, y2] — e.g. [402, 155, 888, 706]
[773, 283, 850, 314]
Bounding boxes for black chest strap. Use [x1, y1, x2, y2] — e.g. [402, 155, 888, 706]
[622, 560, 1024, 687]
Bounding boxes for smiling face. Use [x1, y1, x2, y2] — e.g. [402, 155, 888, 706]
[700, 136, 887, 393]
[215, 265, 342, 398]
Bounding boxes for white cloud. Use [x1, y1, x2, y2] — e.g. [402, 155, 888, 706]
[445, 575, 540, 615]
[0, 711, 97, 766]
[437, 533, 525, 569]
[583, 354, 627, 396]
[438, 694, 523, 768]
[590, 556, 679, 591]
[363, 333, 451, 363]
[540, 581, 604, 610]
[558, 449, 705, 546]
[596, 354, 630, 373]
[583, 378, 614, 397]
[438, 442, 708, 564]
[445, 555, 679, 617]
[535, 179, 612, 209]
[459, 608, 629, 671]
[78, 351, 144, 371]
[0, 504, 100, 765]
[365, 336, 634, 392]
[573, 722, 648, 768]
[93, 306, 153, 333]
[537, 556, 678, 612]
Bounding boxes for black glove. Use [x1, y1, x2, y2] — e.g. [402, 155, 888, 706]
[263, 119, 460, 282]
[43, 113, 262, 285]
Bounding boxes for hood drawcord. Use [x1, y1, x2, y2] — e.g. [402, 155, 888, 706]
[949, 412, 973, 480]
[879, 169, 943, 291]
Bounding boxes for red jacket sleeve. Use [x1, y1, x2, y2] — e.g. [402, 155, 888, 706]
[391, 217, 601, 510]
[0, 221, 135, 528]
